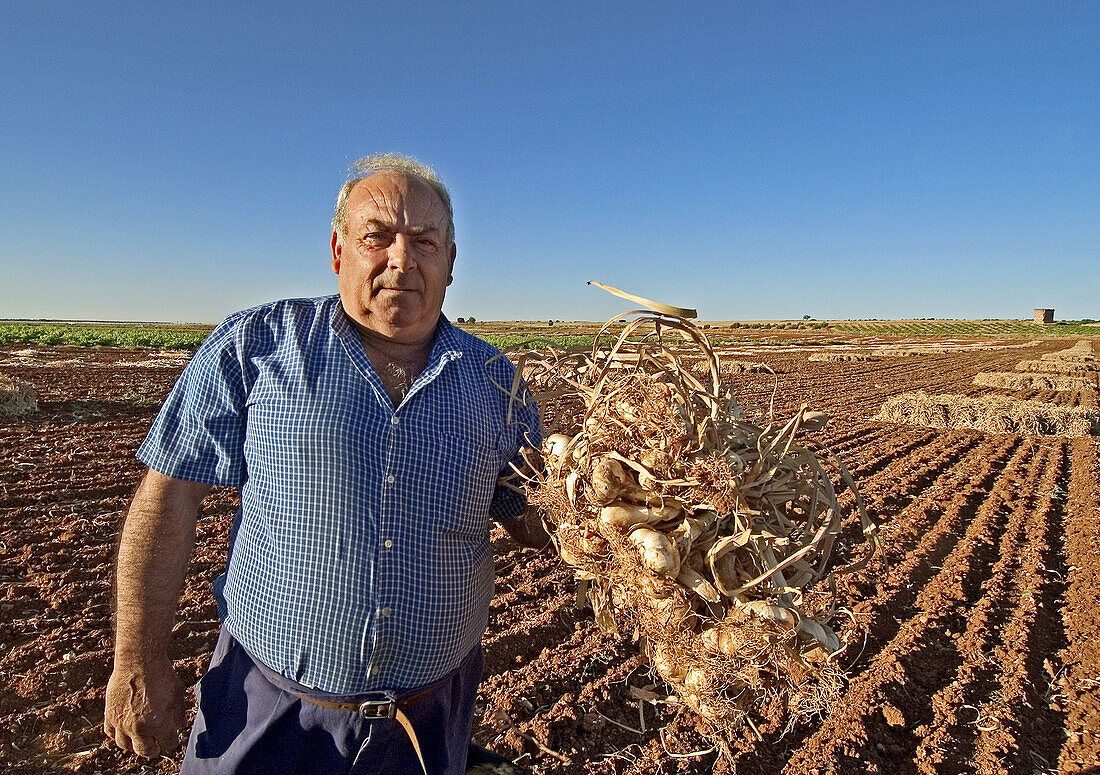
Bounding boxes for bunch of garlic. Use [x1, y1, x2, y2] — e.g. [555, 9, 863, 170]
[543, 430, 843, 661]
[520, 310, 877, 738]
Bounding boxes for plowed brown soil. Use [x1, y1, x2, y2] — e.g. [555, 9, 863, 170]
[1, 337, 1098, 774]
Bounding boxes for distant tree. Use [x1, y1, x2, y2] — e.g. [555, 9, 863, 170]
[467, 316, 476, 324]
[803, 314, 811, 320]
[456, 317, 466, 323]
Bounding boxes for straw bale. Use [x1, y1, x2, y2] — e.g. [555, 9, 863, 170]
[1040, 354, 1096, 365]
[0, 374, 38, 417]
[721, 358, 776, 374]
[1014, 360, 1099, 375]
[878, 348, 950, 356]
[1062, 340, 1096, 354]
[951, 340, 1042, 352]
[972, 371, 1096, 391]
[875, 391, 1099, 437]
[117, 357, 191, 368]
[684, 358, 777, 381]
[1040, 342, 1095, 363]
[808, 352, 881, 362]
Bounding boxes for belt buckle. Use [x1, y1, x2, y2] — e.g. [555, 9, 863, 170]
[357, 699, 397, 719]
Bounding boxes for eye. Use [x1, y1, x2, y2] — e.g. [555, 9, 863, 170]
[362, 232, 393, 248]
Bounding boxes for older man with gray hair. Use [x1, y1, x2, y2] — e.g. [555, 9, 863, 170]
[104, 154, 546, 774]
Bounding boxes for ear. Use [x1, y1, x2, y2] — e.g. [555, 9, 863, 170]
[330, 231, 342, 274]
[446, 241, 456, 286]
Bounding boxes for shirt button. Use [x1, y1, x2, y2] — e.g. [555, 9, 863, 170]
[381, 607, 392, 617]
[370, 665, 380, 676]
[384, 539, 394, 549]
[385, 474, 395, 484]
[391, 416, 399, 425]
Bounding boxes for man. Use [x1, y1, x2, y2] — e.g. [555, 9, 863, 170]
[104, 154, 546, 774]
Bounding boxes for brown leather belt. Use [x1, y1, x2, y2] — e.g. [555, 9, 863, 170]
[294, 684, 436, 715]
[292, 687, 436, 775]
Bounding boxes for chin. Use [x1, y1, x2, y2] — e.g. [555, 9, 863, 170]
[377, 318, 437, 343]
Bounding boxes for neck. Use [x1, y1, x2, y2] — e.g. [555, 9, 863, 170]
[358, 328, 434, 363]
[357, 329, 435, 407]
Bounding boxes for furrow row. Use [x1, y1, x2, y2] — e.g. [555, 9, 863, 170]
[1056, 438, 1100, 772]
[781, 437, 1039, 774]
[841, 429, 941, 482]
[840, 435, 1021, 604]
[727, 433, 1023, 774]
[817, 430, 987, 592]
[911, 443, 1058, 773]
[819, 421, 889, 452]
[968, 440, 1070, 773]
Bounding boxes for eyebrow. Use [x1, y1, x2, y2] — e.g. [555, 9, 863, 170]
[360, 219, 441, 236]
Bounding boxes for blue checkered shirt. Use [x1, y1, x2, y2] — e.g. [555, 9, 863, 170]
[137, 296, 539, 694]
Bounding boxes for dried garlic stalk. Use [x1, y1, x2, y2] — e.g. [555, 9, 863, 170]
[500, 305, 882, 756]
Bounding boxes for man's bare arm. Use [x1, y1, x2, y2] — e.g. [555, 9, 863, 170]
[103, 469, 211, 758]
[501, 504, 552, 550]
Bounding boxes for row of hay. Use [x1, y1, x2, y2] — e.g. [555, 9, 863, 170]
[721, 358, 777, 374]
[875, 391, 1099, 437]
[116, 357, 192, 368]
[881, 341, 1042, 354]
[1015, 359, 1099, 375]
[1059, 340, 1096, 355]
[1039, 340, 1096, 364]
[973, 371, 1097, 391]
[1040, 352, 1096, 365]
[686, 358, 781, 379]
[808, 352, 881, 362]
[0, 374, 38, 417]
[877, 347, 950, 356]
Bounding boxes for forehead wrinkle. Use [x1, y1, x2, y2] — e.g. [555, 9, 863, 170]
[350, 175, 447, 234]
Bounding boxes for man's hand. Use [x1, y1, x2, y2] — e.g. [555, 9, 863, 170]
[104, 654, 187, 757]
[502, 505, 552, 550]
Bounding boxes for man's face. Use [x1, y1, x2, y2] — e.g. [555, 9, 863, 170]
[331, 172, 455, 345]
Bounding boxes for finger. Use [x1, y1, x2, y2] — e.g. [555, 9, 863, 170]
[129, 719, 164, 759]
[145, 717, 182, 755]
[131, 734, 161, 759]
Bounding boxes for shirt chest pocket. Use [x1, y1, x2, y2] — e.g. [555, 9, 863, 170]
[418, 431, 504, 535]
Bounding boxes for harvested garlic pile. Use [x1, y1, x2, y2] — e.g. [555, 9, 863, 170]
[519, 310, 880, 752]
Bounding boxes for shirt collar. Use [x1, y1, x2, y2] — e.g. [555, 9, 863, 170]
[328, 299, 464, 403]
[328, 298, 461, 359]
[427, 314, 464, 367]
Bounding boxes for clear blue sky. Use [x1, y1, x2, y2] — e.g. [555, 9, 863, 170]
[2, 1, 1096, 323]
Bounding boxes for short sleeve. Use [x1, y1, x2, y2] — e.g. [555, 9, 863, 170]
[489, 377, 542, 522]
[136, 314, 251, 487]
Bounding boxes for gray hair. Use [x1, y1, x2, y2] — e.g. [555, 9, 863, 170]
[332, 154, 454, 246]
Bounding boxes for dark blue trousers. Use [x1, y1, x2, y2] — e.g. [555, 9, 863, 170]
[179, 628, 483, 775]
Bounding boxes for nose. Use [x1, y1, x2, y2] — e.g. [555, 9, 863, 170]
[386, 235, 417, 272]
